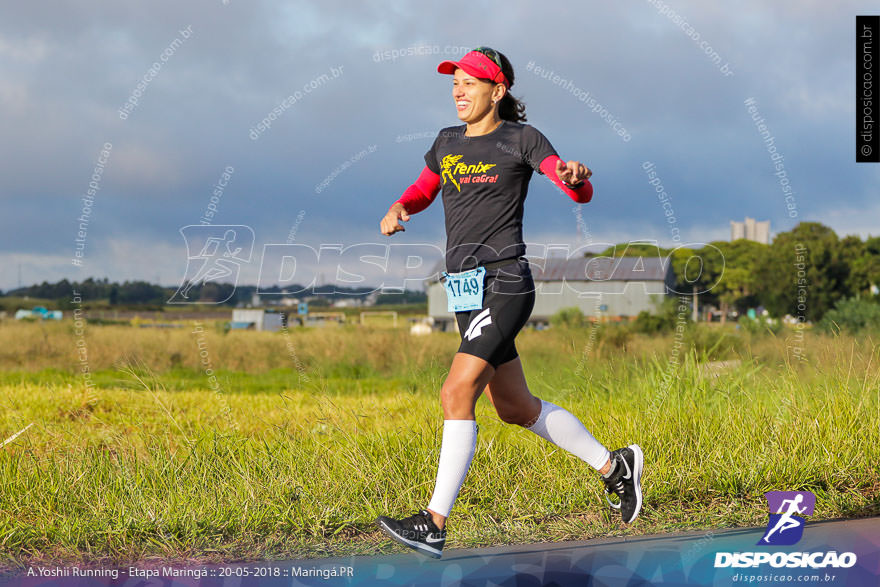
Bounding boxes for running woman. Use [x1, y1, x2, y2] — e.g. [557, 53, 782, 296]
[376, 47, 643, 559]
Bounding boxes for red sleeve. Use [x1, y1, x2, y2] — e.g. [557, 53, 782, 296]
[539, 155, 593, 203]
[395, 166, 441, 214]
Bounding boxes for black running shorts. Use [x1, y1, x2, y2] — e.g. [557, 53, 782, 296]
[454, 258, 536, 368]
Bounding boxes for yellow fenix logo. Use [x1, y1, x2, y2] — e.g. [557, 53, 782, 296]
[440, 154, 497, 192]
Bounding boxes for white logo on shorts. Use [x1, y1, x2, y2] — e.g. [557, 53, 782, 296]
[464, 308, 492, 341]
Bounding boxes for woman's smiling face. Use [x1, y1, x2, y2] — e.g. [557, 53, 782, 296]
[452, 68, 504, 123]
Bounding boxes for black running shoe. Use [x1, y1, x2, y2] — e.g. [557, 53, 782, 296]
[376, 510, 446, 558]
[602, 444, 644, 523]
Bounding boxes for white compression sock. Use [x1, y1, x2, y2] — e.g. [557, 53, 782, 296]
[525, 400, 610, 471]
[426, 420, 478, 518]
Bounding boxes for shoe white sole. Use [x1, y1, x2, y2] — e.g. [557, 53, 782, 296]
[625, 443, 644, 523]
[377, 518, 443, 559]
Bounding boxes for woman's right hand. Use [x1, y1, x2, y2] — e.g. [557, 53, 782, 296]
[380, 203, 410, 236]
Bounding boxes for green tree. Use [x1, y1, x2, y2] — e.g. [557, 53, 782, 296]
[755, 222, 848, 321]
[846, 235, 880, 296]
[693, 240, 766, 322]
[838, 235, 866, 297]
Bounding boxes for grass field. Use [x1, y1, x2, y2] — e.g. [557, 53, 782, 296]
[1, 320, 879, 573]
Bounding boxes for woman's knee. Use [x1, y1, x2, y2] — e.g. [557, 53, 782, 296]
[440, 378, 478, 415]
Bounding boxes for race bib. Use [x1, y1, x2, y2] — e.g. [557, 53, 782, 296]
[442, 266, 486, 312]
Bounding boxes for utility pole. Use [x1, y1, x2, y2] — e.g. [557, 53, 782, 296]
[692, 284, 699, 322]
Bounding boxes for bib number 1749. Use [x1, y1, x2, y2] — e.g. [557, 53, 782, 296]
[442, 267, 486, 312]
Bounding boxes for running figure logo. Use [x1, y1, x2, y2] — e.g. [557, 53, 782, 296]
[169, 225, 254, 304]
[440, 154, 463, 191]
[758, 491, 815, 546]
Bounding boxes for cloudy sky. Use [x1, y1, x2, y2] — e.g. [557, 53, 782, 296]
[1, 0, 877, 291]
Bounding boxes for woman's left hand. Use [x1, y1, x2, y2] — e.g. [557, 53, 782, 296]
[555, 159, 592, 185]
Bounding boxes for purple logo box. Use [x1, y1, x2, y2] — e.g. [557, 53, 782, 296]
[766, 491, 815, 515]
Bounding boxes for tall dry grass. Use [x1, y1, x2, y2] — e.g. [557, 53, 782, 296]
[1, 320, 877, 382]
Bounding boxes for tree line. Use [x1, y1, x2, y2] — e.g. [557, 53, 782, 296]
[600, 222, 880, 321]
[2, 278, 426, 309]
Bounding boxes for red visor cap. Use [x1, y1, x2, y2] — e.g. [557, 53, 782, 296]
[437, 51, 510, 88]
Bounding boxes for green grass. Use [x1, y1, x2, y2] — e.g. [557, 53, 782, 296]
[1, 326, 879, 572]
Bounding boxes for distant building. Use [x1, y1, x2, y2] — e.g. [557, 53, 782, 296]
[230, 308, 285, 331]
[15, 306, 62, 320]
[332, 298, 363, 308]
[730, 217, 770, 244]
[427, 256, 675, 331]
